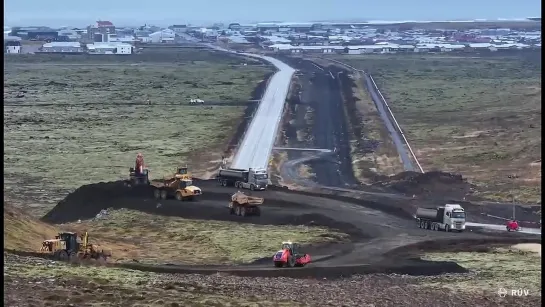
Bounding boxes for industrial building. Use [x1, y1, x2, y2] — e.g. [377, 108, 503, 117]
[87, 21, 116, 42]
[86, 43, 133, 54]
[149, 29, 176, 43]
[40, 42, 84, 53]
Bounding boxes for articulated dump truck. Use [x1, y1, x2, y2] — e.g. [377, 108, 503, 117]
[151, 166, 202, 201]
[229, 191, 264, 217]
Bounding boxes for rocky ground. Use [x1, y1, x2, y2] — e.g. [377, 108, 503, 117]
[4, 253, 540, 307]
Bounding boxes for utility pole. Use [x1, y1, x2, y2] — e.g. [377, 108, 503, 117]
[512, 195, 516, 220]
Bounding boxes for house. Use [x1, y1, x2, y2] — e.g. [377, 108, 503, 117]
[40, 42, 84, 53]
[87, 43, 133, 55]
[5, 40, 21, 54]
[87, 21, 116, 42]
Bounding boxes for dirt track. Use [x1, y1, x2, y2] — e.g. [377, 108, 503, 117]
[39, 178, 540, 278]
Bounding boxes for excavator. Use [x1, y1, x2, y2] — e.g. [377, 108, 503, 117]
[125, 153, 150, 187]
[39, 231, 111, 261]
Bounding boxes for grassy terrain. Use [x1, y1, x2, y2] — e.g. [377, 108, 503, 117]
[4, 254, 300, 307]
[329, 52, 541, 203]
[4, 204, 347, 265]
[63, 209, 347, 265]
[421, 245, 542, 296]
[4, 50, 273, 214]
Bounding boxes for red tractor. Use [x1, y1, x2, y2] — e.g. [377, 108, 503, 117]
[506, 220, 520, 232]
[272, 241, 311, 268]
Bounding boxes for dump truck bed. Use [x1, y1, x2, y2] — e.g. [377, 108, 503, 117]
[231, 192, 264, 206]
[150, 178, 177, 189]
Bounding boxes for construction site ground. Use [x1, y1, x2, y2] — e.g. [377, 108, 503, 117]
[4, 49, 542, 306]
[3, 48, 274, 216]
[324, 51, 542, 204]
[4, 180, 542, 306]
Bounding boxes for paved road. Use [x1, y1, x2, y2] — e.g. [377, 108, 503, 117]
[230, 58, 295, 170]
[204, 44, 295, 170]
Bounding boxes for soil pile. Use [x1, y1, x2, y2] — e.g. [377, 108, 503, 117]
[4, 203, 60, 251]
[376, 171, 472, 200]
[41, 181, 154, 224]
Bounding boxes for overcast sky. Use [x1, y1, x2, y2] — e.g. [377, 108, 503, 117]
[4, 0, 542, 27]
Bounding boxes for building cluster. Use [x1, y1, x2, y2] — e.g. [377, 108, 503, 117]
[4, 20, 542, 55]
[220, 22, 541, 54]
[4, 21, 189, 54]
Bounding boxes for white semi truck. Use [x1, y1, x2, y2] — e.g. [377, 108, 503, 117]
[415, 204, 466, 232]
[217, 167, 269, 191]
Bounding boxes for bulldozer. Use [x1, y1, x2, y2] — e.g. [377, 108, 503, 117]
[39, 231, 111, 261]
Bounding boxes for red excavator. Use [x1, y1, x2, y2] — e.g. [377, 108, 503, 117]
[125, 153, 150, 187]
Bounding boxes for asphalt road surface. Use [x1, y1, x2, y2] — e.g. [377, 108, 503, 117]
[274, 57, 357, 187]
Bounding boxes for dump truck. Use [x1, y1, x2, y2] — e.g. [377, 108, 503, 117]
[217, 167, 269, 191]
[39, 231, 111, 261]
[151, 166, 202, 201]
[229, 191, 264, 216]
[415, 204, 466, 232]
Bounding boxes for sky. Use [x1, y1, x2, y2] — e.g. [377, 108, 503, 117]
[4, 0, 542, 27]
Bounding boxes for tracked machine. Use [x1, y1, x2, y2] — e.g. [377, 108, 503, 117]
[228, 191, 263, 216]
[39, 231, 111, 261]
[125, 153, 150, 187]
[151, 166, 202, 201]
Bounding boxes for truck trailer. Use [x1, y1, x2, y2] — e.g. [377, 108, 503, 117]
[217, 167, 268, 191]
[415, 204, 466, 232]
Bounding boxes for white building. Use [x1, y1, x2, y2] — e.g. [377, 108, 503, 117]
[41, 42, 84, 53]
[87, 43, 133, 55]
[149, 29, 176, 43]
[6, 45, 21, 54]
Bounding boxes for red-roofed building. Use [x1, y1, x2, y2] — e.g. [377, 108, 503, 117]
[96, 21, 114, 28]
[87, 20, 116, 42]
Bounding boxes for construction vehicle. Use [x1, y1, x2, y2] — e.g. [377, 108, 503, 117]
[151, 166, 202, 201]
[506, 220, 521, 232]
[217, 167, 269, 191]
[272, 241, 311, 268]
[124, 153, 150, 187]
[229, 191, 264, 216]
[415, 204, 466, 232]
[39, 231, 111, 261]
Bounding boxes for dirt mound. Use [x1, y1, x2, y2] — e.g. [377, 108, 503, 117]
[4, 202, 59, 251]
[41, 181, 154, 223]
[376, 171, 472, 200]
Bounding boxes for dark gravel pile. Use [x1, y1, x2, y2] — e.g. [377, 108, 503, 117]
[376, 171, 473, 200]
